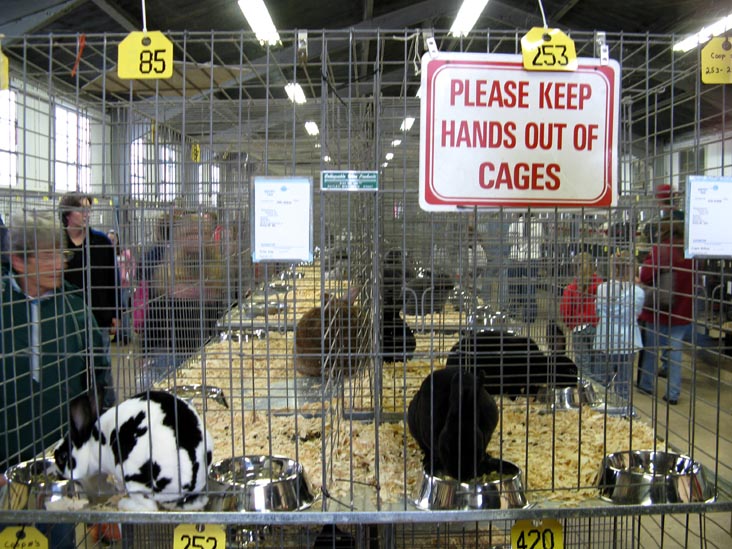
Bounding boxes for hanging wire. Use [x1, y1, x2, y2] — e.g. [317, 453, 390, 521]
[141, 0, 148, 32]
[537, 0, 548, 28]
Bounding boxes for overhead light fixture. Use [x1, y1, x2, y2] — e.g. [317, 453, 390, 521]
[673, 13, 732, 52]
[285, 83, 306, 104]
[400, 117, 415, 132]
[450, 0, 490, 38]
[304, 121, 319, 136]
[323, 155, 332, 163]
[382, 162, 389, 168]
[238, 0, 280, 46]
[314, 143, 321, 149]
[385, 152, 394, 161]
[391, 139, 402, 147]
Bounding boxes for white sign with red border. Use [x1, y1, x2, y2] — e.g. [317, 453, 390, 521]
[419, 52, 619, 211]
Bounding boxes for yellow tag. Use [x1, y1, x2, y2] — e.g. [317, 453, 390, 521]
[117, 31, 174, 80]
[191, 143, 201, 163]
[0, 41, 9, 91]
[701, 37, 732, 84]
[521, 28, 578, 71]
[511, 519, 564, 549]
[0, 526, 49, 549]
[173, 524, 225, 549]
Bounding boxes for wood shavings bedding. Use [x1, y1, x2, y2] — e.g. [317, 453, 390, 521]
[198, 399, 658, 509]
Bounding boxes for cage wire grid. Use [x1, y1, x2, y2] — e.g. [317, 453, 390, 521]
[0, 28, 730, 548]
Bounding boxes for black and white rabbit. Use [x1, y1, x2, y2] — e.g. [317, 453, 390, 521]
[295, 286, 363, 377]
[407, 368, 499, 482]
[445, 325, 578, 399]
[54, 390, 213, 511]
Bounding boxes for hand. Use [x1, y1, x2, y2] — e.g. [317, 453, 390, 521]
[109, 317, 118, 338]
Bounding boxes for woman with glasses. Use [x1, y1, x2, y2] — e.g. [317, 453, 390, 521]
[0, 212, 114, 535]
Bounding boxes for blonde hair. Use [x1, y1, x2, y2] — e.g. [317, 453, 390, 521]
[154, 213, 224, 298]
[574, 252, 596, 291]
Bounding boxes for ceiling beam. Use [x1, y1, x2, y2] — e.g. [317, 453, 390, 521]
[0, 0, 86, 42]
[89, 0, 138, 32]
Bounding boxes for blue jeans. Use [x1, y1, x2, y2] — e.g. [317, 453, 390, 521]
[638, 322, 692, 401]
[572, 325, 597, 381]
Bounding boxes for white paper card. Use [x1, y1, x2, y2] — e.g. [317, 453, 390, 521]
[252, 176, 313, 262]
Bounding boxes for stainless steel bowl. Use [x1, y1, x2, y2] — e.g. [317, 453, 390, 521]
[538, 380, 597, 411]
[167, 384, 229, 409]
[597, 450, 715, 505]
[2, 459, 85, 510]
[413, 458, 528, 511]
[466, 306, 512, 329]
[208, 455, 316, 512]
[219, 329, 269, 343]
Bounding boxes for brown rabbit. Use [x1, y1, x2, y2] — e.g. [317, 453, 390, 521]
[295, 286, 364, 377]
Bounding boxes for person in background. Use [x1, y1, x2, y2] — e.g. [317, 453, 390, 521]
[636, 212, 693, 405]
[59, 193, 118, 355]
[506, 213, 544, 323]
[560, 252, 602, 379]
[593, 250, 645, 411]
[145, 212, 225, 368]
[0, 212, 114, 520]
[107, 229, 136, 345]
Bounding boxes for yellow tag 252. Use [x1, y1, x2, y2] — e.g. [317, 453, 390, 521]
[0, 526, 48, 549]
[118, 31, 174, 79]
[173, 524, 225, 549]
[511, 518, 564, 549]
[701, 37, 732, 84]
[521, 27, 578, 71]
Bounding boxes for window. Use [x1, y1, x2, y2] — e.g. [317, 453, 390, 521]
[198, 163, 220, 206]
[131, 135, 148, 200]
[55, 104, 91, 192]
[160, 145, 177, 202]
[0, 90, 16, 188]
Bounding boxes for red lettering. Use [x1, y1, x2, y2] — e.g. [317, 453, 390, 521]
[539, 82, 593, 110]
[478, 162, 561, 191]
[450, 79, 465, 106]
[540, 82, 553, 108]
[441, 119, 455, 147]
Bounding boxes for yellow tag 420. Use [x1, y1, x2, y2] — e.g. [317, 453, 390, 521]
[118, 31, 173, 79]
[521, 27, 578, 71]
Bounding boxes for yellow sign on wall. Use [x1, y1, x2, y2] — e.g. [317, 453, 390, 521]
[118, 31, 174, 80]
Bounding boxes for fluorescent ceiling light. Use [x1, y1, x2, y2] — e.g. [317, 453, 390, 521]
[285, 83, 306, 104]
[304, 121, 319, 136]
[391, 139, 402, 147]
[673, 13, 732, 52]
[314, 143, 321, 149]
[400, 117, 415, 132]
[238, 0, 280, 46]
[450, 0, 490, 37]
[385, 152, 394, 161]
[323, 155, 331, 163]
[382, 162, 389, 168]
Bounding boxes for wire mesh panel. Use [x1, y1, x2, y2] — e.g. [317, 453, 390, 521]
[0, 28, 731, 549]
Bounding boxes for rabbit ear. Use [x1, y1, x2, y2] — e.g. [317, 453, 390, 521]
[69, 393, 97, 446]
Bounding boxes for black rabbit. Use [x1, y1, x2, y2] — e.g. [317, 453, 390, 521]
[407, 368, 499, 482]
[382, 307, 416, 362]
[445, 326, 578, 399]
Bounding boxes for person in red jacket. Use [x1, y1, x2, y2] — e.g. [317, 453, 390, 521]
[560, 252, 602, 379]
[636, 213, 693, 405]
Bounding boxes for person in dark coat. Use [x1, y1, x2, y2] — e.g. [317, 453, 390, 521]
[59, 192, 118, 353]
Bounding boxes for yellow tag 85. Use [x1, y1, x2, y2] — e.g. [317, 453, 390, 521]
[521, 28, 578, 71]
[173, 524, 225, 549]
[117, 31, 174, 79]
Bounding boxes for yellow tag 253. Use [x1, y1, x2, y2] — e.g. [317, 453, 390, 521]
[118, 31, 174, 80]
[173, 524, 225, 549]
[701, 37, 732, 84]
[0, 526, 48, 549]
[511, 518, 564, 549]
[521, 27, 578, 71]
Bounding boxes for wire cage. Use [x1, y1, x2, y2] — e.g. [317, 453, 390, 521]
[0, 28, 731, 548]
